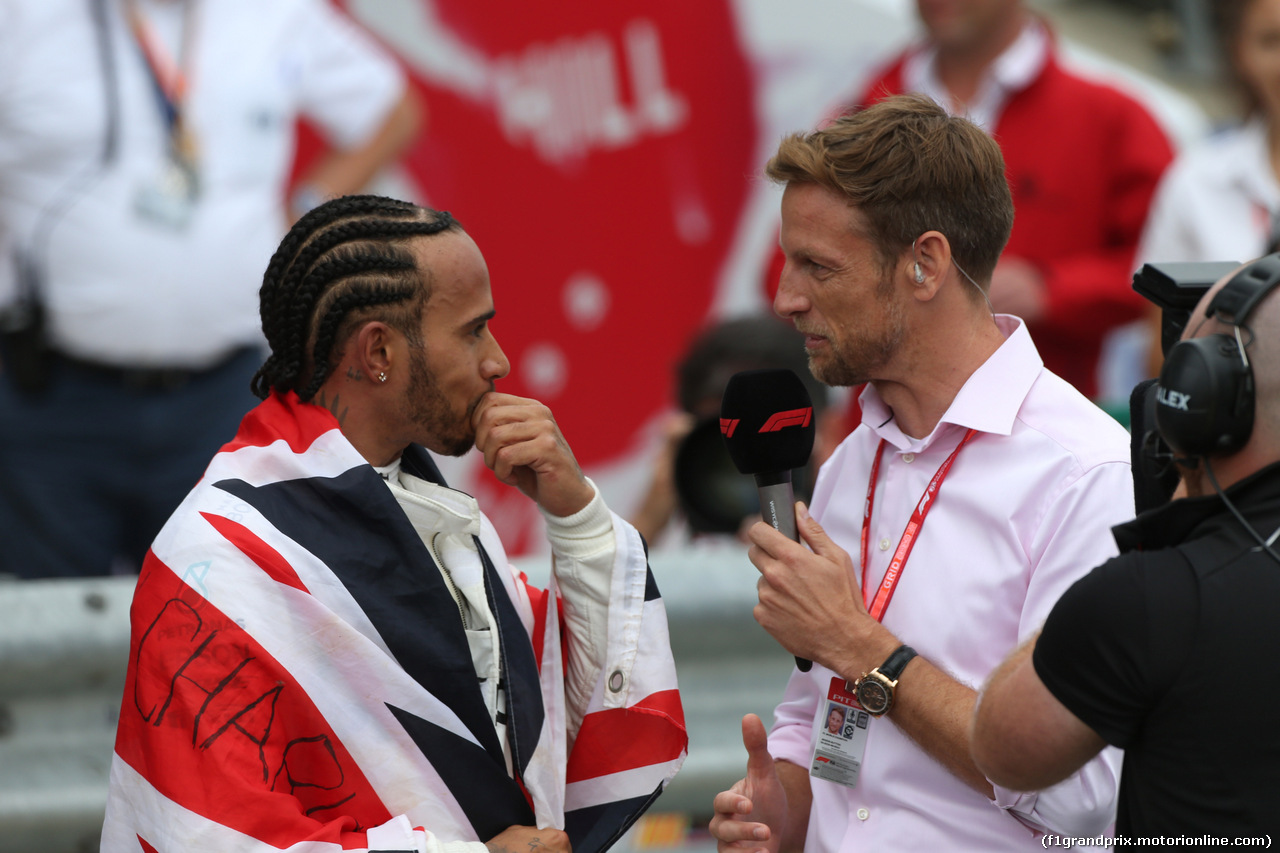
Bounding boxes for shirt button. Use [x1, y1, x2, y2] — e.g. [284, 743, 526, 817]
[878, 538, 891, 551]
[856, 808, 870, 821]
[902, 453, 915, 463]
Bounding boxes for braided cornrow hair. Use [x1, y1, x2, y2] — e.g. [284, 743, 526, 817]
[251, 194, 460, 401]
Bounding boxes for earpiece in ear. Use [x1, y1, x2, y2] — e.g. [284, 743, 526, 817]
[914, 263, 924, 283]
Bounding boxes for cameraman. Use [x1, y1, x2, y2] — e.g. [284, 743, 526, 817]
[629, 315, 834, 546]
[971, 255, 1280, 834]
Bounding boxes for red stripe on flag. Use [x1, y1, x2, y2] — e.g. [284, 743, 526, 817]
[523, 575, 549, 675]
[221, 391, 338, 455]
[566, 689, 687, 783]
[137, 836, 158, 853]
[200, 512, 310, 594]
[523, 576, 570, 677]
[114, 552, 388, 849]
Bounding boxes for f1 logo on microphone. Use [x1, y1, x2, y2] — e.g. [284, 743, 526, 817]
[720, 417, 740, 438]
[759, 407, 813, 432]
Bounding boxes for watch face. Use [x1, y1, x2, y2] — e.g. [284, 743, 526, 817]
[856, 677, 891, 715]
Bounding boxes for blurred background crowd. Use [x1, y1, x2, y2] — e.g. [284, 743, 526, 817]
[0, 0, 1257, 575]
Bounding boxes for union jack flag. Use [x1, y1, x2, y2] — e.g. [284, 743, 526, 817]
[101, 391, 687, 852]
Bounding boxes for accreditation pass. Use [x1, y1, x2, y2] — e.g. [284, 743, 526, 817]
[810, 677, 871, 788]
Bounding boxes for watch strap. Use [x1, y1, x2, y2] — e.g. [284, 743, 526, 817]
[878, 644, 917, 682]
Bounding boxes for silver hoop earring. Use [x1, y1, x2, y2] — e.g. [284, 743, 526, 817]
[914, 263, 924, 283]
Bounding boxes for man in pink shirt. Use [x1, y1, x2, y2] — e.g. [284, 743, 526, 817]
[708, 94, 1132, 849]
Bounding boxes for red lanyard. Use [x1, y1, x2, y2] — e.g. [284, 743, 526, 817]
[124, 0, 198, 143]
[859, 428, 978, 622]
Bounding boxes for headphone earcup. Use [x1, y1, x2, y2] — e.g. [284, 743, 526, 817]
[1156, 334, 1255, 457]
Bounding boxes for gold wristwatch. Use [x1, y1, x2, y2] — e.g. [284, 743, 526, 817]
[853, 644, 917, 716]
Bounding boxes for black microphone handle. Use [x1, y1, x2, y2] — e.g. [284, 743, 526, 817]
[754, 471, 813, 673]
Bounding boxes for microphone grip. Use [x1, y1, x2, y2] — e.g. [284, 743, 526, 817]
[756, 476, 798, 542]
[754, 472, 813, 673]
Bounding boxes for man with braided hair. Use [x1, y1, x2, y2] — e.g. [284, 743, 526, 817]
[100, 195, 687, 853]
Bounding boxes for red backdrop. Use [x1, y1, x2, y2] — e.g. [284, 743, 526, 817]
[298, 1, 761, 553]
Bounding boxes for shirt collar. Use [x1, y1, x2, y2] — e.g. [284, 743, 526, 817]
[1112, 460, 1280, 552]
[859, 314, 1043, 452]
[904, 17, 1049, 132]
[388, 472, 483, 538]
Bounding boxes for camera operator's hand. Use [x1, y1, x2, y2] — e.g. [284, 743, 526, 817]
[629, 412, 696, 544]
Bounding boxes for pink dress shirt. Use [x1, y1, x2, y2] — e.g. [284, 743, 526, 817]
[768, 316, 1130, 850]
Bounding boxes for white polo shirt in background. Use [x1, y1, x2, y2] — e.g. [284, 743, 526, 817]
[0, 0, 406, 368]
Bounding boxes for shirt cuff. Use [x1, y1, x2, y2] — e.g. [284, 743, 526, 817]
[542, 478, 614, 560]
[766, 721, 815, 769]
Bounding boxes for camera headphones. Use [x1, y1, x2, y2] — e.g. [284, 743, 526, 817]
[1155, 252, 1280, 458]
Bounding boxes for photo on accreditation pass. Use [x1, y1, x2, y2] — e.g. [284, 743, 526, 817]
[825, 702, 865, 740]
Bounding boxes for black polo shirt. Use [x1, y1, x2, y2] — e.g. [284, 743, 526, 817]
[1034, 462, 1280, 835]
